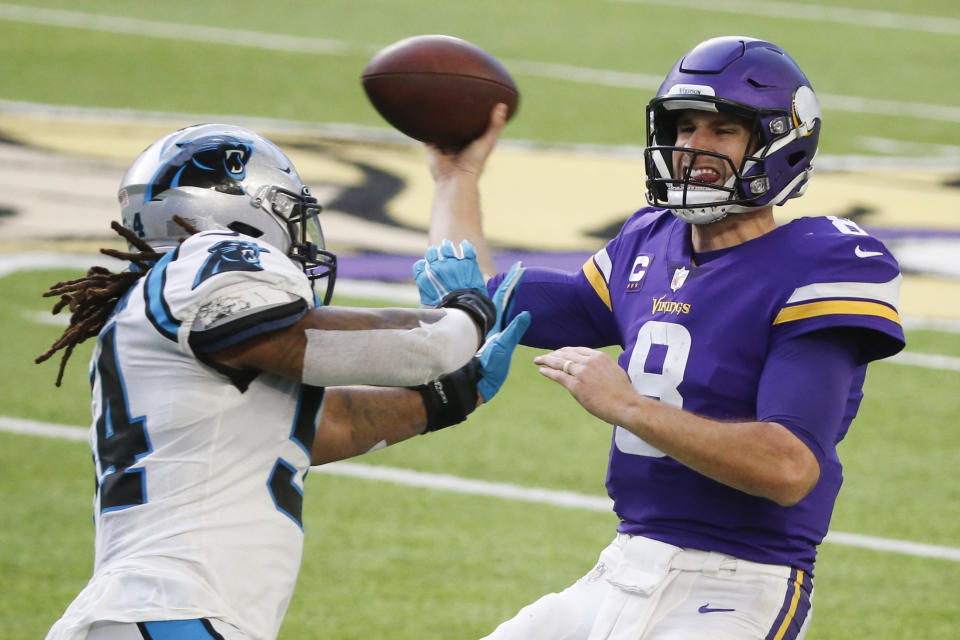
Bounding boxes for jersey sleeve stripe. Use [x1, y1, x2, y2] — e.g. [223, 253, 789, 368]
[143, 249, 182, 341]
[593, 247, 613, 280]
[785, 275, 901, 307]
[189, 298, 308, 353]
[773, 300, 902, 326]
[581, 256, 612, 311]
[140, 618, 227, 639]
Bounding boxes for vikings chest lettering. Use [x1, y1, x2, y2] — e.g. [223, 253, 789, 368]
[618, 291, 694, 330]
[651, 295, 691, 315]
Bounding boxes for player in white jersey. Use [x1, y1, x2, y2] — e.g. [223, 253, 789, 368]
[37, 124, 530, 640]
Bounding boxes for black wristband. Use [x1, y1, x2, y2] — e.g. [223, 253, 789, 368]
[412, 358, 481, 433]
[437, 289, 495, 338]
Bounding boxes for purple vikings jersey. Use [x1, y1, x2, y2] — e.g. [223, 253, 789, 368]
[503, 209, 904, 572]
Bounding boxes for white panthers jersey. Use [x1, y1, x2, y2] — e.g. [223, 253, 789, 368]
[48, 232, 323, 640]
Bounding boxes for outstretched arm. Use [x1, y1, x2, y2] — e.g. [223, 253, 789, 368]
[313, 313, 530, 464]
[427, 103, 509, 278]
[209, 297, 490, 388]
[210, 298, 529, 466]
[310, 385, 429, 465]
[312, 309, 531, 465]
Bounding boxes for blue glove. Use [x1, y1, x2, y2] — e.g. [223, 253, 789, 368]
[476, 311, 531, 402]
[487, 261, 525, 338]
[413, 239, 486, 307]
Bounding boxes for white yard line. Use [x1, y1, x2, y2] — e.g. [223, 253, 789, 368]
[887, 351, 960, 371]
[0, 415, 89, 442]
[0, 252, 128, 278]
[0, 3, 365, 55]
[610, 0, 960, 35]
[313, 460, 614, 512]
[902, 316, 960, 333]
[858, 137, 960, 160]
[2, 4, 960, 123]
[3, 415, 959, 562]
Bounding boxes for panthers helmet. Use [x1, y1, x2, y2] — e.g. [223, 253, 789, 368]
[118, 123, 337, 304]
[644, 36, 822, 224]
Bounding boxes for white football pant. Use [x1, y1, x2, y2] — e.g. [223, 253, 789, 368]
[481, 534, 813, 640]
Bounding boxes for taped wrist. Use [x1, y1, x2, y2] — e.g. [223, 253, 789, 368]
[413, 358, 481, 433]
[437, 289, 495, 338]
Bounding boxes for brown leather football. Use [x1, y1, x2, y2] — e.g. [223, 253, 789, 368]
[362, 35, 519, 149]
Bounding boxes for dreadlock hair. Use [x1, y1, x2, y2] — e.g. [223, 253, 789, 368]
[35, 216, 199, 386]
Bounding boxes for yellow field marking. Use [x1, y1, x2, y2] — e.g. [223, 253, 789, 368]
[4, 113, 959, 249]
[3, 113, 959, 321]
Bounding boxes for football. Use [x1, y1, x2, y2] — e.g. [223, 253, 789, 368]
[361, 35, 519, 149]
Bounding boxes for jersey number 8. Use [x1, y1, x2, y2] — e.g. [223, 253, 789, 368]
[616, 321, 691, 458]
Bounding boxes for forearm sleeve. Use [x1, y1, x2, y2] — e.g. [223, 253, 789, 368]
[301, 308, 479, 387]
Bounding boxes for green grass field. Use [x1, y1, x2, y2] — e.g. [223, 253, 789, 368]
[2, 0, 960, 638]
[1, 0, 959, 153]
[2, 268, 959, 639]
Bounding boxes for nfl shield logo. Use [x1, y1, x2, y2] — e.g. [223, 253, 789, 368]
[670, 266, 689, 291]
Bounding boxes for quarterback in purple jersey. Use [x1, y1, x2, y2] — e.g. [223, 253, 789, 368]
[421, 37, 905, 639]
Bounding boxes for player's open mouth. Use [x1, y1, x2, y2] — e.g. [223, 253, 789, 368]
[686, 167, 723, 185]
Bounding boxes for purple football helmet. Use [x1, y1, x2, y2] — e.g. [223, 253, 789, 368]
[644, 36, 822, 224]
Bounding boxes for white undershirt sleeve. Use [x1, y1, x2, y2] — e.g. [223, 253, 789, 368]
[300, 308, 479, 387]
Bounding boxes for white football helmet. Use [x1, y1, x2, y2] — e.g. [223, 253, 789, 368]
[118, 123, 337, 304]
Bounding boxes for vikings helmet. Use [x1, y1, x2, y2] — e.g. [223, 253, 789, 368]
[644, 36, 822, 224]
[118, 123, 337, 304]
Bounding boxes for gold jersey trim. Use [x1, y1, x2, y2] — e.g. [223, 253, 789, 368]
[582, 257, 612, 311]
[773, 299, 902, 326]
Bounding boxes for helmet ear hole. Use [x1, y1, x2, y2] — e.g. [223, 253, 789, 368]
[787, 151, 807, 167]
[227, 221, 264, 238]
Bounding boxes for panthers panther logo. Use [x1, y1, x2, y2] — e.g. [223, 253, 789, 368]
[192, 239, 271, 289]
[145, 135, 254, 201]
